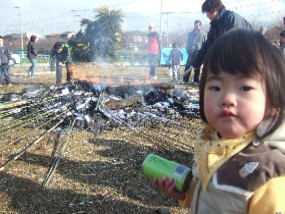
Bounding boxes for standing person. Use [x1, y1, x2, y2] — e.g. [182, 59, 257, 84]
[147, 23, 160, 80]
[152, 29, 285, 213]
[183, 20, 206, 84]
[169, 42, 183, 82]
[49, 42, 58, 72]
[280, 29, 285, 55]
[52, 42, 72, 84]
[0, 36, 12, 87]
[283, 16, 285, 29]
[188, 0, 252, 73]
[27, 35, 37, 77]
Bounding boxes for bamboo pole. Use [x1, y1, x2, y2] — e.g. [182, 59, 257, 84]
[0, 102, 71, 135]
[0, 108, 70, 151]
[0, 95, 66, 121]
[0, 119, 64, 172]
[0, 100, 28, 111]
[42, 119, 76, 187]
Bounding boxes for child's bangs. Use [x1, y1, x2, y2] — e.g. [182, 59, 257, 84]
[207, 42, 261, 77]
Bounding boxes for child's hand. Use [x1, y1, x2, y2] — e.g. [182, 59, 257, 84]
[153, 177, 186, 201]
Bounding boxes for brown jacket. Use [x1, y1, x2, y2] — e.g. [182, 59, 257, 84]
[180, 120, 285, 213]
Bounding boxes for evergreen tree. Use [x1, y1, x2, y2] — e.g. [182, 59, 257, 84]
[69, 6, 124, 62]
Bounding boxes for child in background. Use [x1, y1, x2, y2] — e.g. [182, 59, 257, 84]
[169, 42, 183, 82]
[153, 29, 285, 213]
[0, 36, 12, 87]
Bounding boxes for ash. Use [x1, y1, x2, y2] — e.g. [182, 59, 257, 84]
[0, 80, 200, 134]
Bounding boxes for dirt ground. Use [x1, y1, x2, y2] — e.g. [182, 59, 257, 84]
[0, 63, 201, 214]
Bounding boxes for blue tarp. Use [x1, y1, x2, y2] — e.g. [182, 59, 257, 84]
[160, 48, 188, 66]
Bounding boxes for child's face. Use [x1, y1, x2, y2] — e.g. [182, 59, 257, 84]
[203, 71, 268, 139]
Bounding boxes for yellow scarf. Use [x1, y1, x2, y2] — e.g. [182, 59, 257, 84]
[194, 125, 256, 191]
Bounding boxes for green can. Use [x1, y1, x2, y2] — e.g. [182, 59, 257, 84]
[143, 154, 192, 192]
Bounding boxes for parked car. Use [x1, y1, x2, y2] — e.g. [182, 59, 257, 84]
[10, 53, 21, 66]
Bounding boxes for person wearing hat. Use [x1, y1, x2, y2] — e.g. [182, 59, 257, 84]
[147, 23, 160, 79]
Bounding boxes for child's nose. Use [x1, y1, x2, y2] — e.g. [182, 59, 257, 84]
[221, 93, 237, 107]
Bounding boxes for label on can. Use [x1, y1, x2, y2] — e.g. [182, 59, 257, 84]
[174, 164, 188, 178]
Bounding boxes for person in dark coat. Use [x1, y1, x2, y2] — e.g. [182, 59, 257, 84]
[27, 35, 37, 76]
[189, 0, 252, 71]
[52, 42, 72, 84]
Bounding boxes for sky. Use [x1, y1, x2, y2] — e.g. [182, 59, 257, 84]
[0, 0, 284, 37]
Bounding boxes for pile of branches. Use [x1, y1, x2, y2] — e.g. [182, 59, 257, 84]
[0, 80, 200, 186]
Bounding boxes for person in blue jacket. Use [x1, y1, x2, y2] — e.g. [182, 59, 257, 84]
[189, 0, 252, 71]
[0, 36, 12, 87]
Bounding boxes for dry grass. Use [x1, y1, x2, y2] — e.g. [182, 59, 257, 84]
[0, 63, 201, 214]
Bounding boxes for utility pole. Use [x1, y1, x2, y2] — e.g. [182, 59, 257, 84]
[160, 0, 162, 47]
[166, 12, 168, 47]
[15, 6, 24, 65]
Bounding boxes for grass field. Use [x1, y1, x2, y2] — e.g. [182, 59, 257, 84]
[0, 63, 199, 214]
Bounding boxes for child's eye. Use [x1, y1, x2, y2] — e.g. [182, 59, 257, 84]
[208, 86, 220, 91]
[240, 86, 252, 91]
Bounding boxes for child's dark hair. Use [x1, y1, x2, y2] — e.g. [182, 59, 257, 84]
[199, 28, 285, 138]
[202, 0, 225, 13]
[172, 42, 177, 48]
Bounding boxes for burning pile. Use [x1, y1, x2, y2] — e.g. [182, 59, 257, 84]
[0, 80, 200, 185]
[0, 80, 200, 132]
